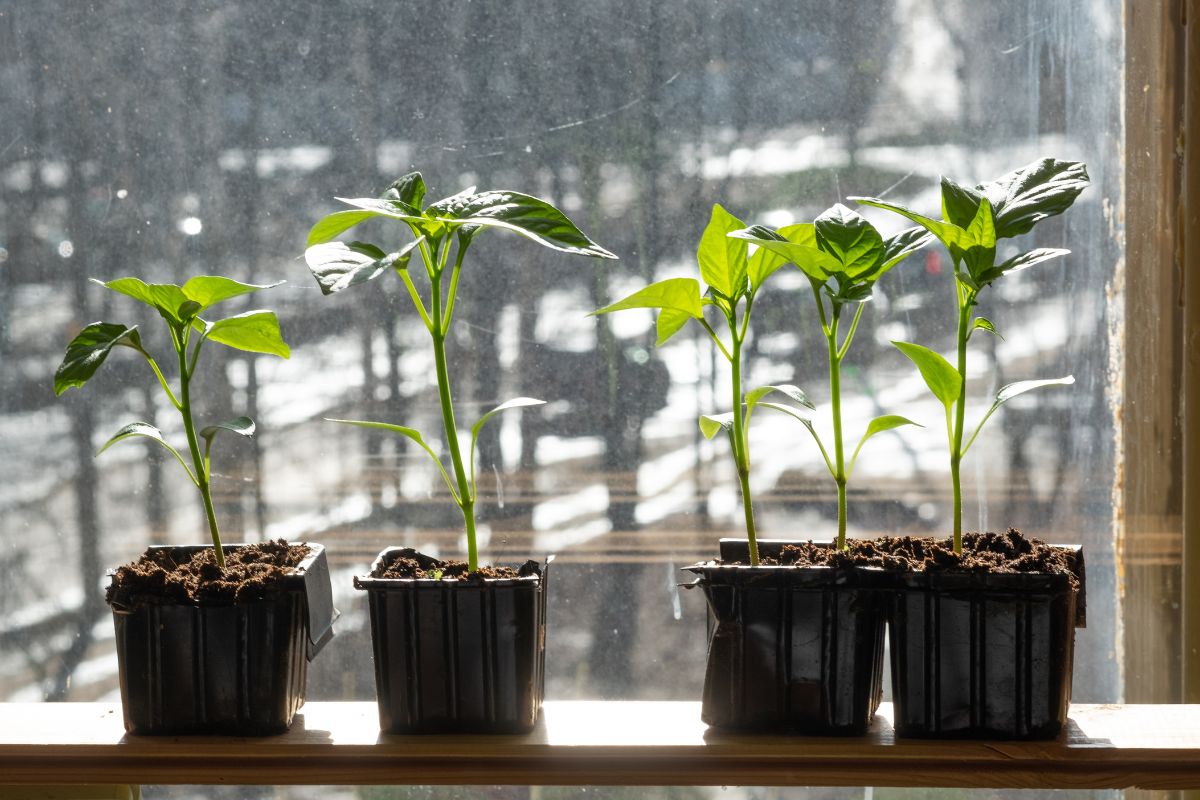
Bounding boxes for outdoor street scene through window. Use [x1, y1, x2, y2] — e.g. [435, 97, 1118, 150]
[1, 0, 1129, 797]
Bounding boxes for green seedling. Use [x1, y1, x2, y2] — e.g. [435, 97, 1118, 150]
[53, 276, 291, 570]
[304, 171, 616, 573]
[593, 204, 801, 566]
[731, 204, 928, 550]
[852, 158, 1089, 552]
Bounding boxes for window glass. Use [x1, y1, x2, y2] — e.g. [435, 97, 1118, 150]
[0, 0, 1125, 797]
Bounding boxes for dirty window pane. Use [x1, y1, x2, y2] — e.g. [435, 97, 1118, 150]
[2, 0, 1124, 797]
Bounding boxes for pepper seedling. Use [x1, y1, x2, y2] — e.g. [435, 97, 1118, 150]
[852, 158, 1089, 552]
[592, 204, 803, 566]
[53, 276, 291, 570]
[730, 204, 928, 550]
[304, 171, 616, 574]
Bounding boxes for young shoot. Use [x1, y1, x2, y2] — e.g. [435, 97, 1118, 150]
[731, 204, 929, 550]
[851, 158, 1089, 552]
[304, 171, 616, 574]
[592, 204, 796, 566]
[53, 276, 292, 570]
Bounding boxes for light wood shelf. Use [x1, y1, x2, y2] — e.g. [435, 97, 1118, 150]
[1, 702, 1198, 789]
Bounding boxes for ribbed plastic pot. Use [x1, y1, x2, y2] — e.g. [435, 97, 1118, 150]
[108, 542, 336, 736]
[354, 548, 548, 734]
[685, 539, 887, 735]
[887, 546, 1086, 740]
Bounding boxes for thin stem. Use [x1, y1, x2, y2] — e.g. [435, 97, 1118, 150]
[827, 304, 848, 551]
[698, 318, 733, 362]
[429, 268, 478, 572]
[398, 269, 434, 332]
[950, 290, 973, 554]
[837, 302, 866, 361]
[176, 329, 224, 570]
[137, 349, 181, 410]
[440, 240, 469, 330]
[728, 321, 759, 565]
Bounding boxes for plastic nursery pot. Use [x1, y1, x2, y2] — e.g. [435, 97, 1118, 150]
[684, 539, 888, 735]
[888, 545, 1086, 740]
[108, 542, 336, 736]
[354, 547, 549, 734]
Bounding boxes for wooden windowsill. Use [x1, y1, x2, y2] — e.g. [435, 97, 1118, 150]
[1, 702, 1198, 789]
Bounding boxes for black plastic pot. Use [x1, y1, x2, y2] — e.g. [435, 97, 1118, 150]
[685, 539, 887, 735]
[888, 546, 1086, 740]
[108, 542, 336, 736]
[354, 548, 548, 734]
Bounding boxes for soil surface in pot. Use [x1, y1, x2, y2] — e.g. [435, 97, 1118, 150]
[371, 555, 541, 582]
[732, 529, 1079, 585]
[108, 540, 310, 607]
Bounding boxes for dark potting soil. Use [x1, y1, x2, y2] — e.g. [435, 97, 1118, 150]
[746, 529, 1079, 585]
[107, 540, 310, 607]
[371, 554, 542, 582]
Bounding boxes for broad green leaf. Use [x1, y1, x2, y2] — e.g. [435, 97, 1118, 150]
[177, 300, 203, 321]
[814, 203, 885, 277]
[879, 226, 935, 272]
[99, 278, 190, 322]
[326, 418, 459, 502]
[983, 247, 1070, 284]
[469, 398, 545, 494]
[964, 376, 1075, 455]
[383, 172, 427, 210]
[981, 158, 1090, 239]
[850, 197, 974, 256]
[429, 190, 617, 259]
[306, 209, 388, 247]
[97, 421, 197, 486]
[697, 204, 748, 297]
[54, 322, 142, 396]
[940, 176, 984, 228]
[425, 185, 479, 215]
[592, 277, 703, 319]
[199, 416, 255, 444]
[699, 412, 735, 440]
[893, 340, 962, 409]
[745, 223, 811, 289]
[304, 238, 423, 295]
[969, 317, 1003, 340]
[848, 414, 922, 477]
[201, 311, 290, 358]
[965, 197, 996, 249]
[656, 307, 693, 346]
[745, 384, 815, 412]
[730, 225, 840, 282]
[181, 276, 282, 310]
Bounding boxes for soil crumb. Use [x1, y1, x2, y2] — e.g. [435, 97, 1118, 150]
[371, 552, 541, 582]
[107, 540, 310, 608]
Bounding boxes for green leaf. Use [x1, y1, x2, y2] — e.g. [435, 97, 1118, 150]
[879, 226, 934, 272]
[981, 158, 1090, 239]
[969, 317, 1003, 341]
[850, 197, 974, 257]
[306, 209, 392, 247]
[981, 247, 1071, 285]
[848, 414, 921, 477]
[745, 384, 815, 412]
[469, 397, 545, 495]
[655, 307, 693, 346]
[383, 172, 427, 210]
[429, 190, 617, 259]
[592, 277, 703, 319]
[745, 223, 810, 289]
[181, 276, 282, 310]
[697, 204, 748, 297]
[699, 412, 735, 440]
[304, 238, 424, 295]
[200, 311, 291, 358]
[97, 421, 197, 486]
[199, 416, 255, 444]
[99, 278, 190, 323]
[814, 203, 885, 277]
[893, 340, 962, 409]
[54, 322, 142, 396]
[940, 176, 985, 228]
[965, 197, 996, 249]
[963, 375, 1075, 455]
[730, 224, 841, 282]
[326, 418, 459, 503]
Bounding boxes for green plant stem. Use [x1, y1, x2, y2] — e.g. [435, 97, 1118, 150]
[950, 290, 973, 554]
[728, 329, 759, 566]
[176, 330, 224, 570]
[429, 268, 478, 572]
[826, 305, 848, 551]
